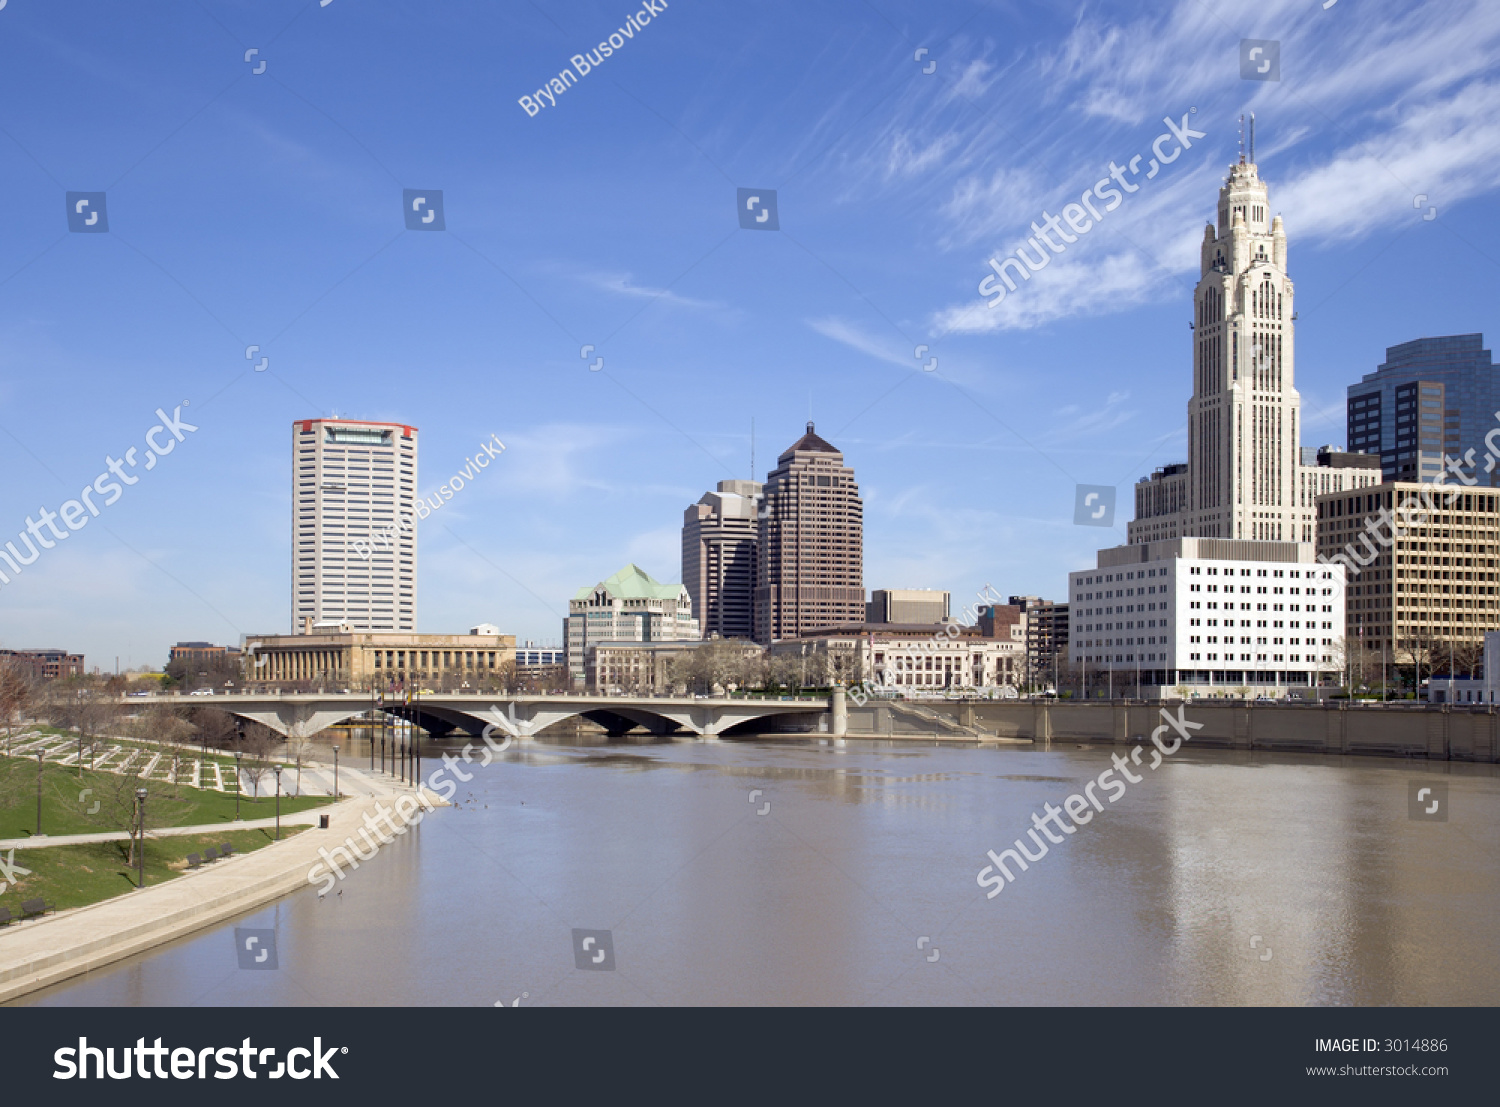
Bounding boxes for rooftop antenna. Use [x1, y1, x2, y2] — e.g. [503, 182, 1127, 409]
[750, 417, 755, 480]
[1237, 114, 1245, 164]
[1249, 112, 1256, 164]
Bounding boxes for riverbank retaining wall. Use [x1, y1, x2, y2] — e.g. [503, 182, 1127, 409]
[846, 701, 1499, 762]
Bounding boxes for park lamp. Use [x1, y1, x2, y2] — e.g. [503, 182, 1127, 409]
[135, 787, 148, 887]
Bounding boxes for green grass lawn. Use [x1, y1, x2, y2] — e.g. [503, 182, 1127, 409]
[0, 825, 308, 917]
[0, 758, 333, 840]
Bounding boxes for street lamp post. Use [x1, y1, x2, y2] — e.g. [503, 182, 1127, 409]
[35, 749, 44, 835]
[273, 765, 283, 840]
[135, 787, 148, 887]
[332, 744, 340, 799]
[234, 750, 242, 821]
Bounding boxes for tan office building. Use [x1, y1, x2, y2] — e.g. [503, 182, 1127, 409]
[1316, 482, 1500, 660]
[868, 589, 949, 625]
[243, 629, 515, 691]
[754, 423, 865, 643]
[683, 479, 762, 640]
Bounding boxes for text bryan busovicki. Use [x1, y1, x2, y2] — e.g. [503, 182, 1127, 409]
[518, 1, 668, 117]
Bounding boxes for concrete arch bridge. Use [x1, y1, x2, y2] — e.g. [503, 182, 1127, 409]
[121, 692, 838, 741]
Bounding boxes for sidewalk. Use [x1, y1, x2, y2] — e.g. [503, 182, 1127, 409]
[0, 779, 446, 1004]
[0, 809, 326, 851]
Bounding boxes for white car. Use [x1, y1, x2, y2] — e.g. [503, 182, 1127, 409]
[189, 688, 216, 696]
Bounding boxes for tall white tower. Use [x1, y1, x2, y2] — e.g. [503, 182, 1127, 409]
[1130, 125, 1379, 546]
[1189, 147, 1297, 540]
[292, 419, 418, 632]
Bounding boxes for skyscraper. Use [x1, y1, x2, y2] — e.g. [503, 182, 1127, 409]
[754, 422, 864, 644]
[293, 418, 417, 633]
[1129, 137, 1380, 545]
[682, 479, 762, 640]
[1347, 334, 1497, 484]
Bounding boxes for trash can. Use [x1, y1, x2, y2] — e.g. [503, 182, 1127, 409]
[319, 814, 330, 829]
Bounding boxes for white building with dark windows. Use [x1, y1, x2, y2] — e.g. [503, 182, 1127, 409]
[1068, 538, 1344, 697]
[293, 418, 418, 633]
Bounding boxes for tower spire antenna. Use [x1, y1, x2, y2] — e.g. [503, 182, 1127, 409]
[1249, 112, 1255, 164]
[1238, 114, 1245, 164]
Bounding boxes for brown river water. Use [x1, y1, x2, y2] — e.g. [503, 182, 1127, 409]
[19, 734, 1500, 1006]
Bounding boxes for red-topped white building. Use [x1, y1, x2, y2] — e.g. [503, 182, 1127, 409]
[292, 418, 418, 633]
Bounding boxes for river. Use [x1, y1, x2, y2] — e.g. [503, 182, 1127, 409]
[18, 735, 1500, 1006]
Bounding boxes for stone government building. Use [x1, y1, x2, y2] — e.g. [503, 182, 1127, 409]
[242, 628, 516, 691]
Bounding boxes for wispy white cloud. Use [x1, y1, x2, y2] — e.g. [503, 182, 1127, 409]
[806, 316, 913, 368]
[806, 0, 1500, 334]
[576, 271, 724, 311]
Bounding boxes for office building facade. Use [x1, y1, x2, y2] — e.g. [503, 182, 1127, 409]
[1316, 482, 1500, 663]
[1128, 146, 1381, 545]
[1009, 596, 1070, 687]
[682, 479, 762, 640]
[565, 563, 700, 686]
[0, 648, 84, 682]
[754, 423, 865, 644]
[1069, 538, 1343, 696]
[293, 418, 418, 633]
[1346, 334, 1497, 484]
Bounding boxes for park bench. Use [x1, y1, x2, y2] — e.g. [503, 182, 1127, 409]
[219, 843, 235, 858]
[20, 898, 54, 920]
[186, 854, 202, 869]
[203, 846, 219, 862]
[0, 906, 12, 927]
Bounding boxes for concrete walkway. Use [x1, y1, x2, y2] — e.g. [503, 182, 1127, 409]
[0, 809, 327, 851]
[0, 779, 446, 1004]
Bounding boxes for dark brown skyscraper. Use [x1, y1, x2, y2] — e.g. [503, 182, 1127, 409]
[754, 423, 865, 644]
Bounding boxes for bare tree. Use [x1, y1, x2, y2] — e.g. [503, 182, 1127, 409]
[187, 706, 240, 755]
[1396, 636, 1432, 696]
[283, 733, 317, 796]
[0, 658, 34, 755]
[86, 764, 190, 868]
[238, 722, 281, 798]
[666, 640, 763, 695]
[163, 651, 240, 693]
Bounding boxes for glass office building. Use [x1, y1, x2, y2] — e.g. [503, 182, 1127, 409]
[1347, 334, 1496, 484]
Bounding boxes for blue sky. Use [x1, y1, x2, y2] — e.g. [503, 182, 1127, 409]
[1, 0, 1498, 669]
